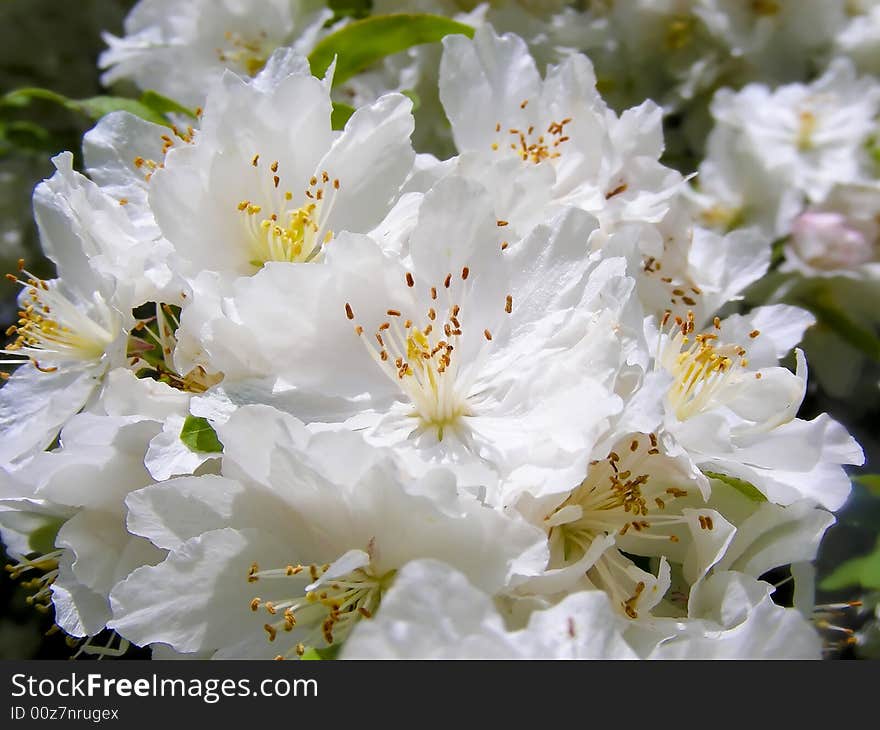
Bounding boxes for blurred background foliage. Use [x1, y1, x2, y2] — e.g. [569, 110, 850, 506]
[0, 0, 878, 659]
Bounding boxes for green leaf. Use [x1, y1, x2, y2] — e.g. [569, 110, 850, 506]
[401, 89, 421, 113]
[299, 644, 341, 660]
[179, 416, 224, 454]
[867, 136, 880, 172]
[769, 236, 788, 269]
[797, 290, 880, 362]
[854, 474, 880, 498]
[28, 518, 65, 555]
[2, 87, 171, 127]
[75, 96, 170, 126]
[331, 101, 355, 130]
[308, 14, 474, 87]
[0, 119, 52, 156]
[703, 471, 767, 503]
[2, 87, 69, 108]
[820, 538, 880, 591]
[139, 90, 197, 120]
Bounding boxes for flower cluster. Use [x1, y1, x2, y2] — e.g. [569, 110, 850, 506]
[0, 2, 873, 660]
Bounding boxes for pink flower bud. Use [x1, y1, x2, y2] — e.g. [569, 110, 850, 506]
[790, 211, 874, 270]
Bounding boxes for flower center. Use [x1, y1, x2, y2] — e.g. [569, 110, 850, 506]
[5, 549, 64, 613]
[248, 559, 395, 660]
[659, 310, 755, 421]
[1, 262, 119, 377]
[490, 108, 572, 164]
[216, 30, 272, 77]
[796, 109, 818, 151]
[238, 160, 340, 269]
[549, 434, 686, 557]
[547, 434, 712, 619]
[699, 204, 746, 232]
[346, 269, 512, 440]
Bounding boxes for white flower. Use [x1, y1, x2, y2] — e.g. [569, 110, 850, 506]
[513, 431, 737, 624]
[699, 58, 880, 235]
[147, 54, 415, 281]
[109, 405, 547, 658]
[707, 478, 837, 584]
[600, 199, 772, 327]
[566, 0, 728, 114]
[0, 369, 208, 637]
[687, 145, 803, 240]
[834, 1, 880, 76]
[653, 305, 864, 510]
[503, 374, 842, 633]
[695, 0, 848, 81]
[341, 563, 823, 659]
[0, 14, 863, 663]
[644, 571, 822, 659]
[437, 25, 683, 235]
[188, 176, 638, 503]
[38, 151, 181, 306]
[341, 1, 579, 157]
[82, 110, 184, 239]
[0, 469, 75, 621]
[535, 1, 845, 125]
[99, 0, 332, 108]
[341, 560, 638, 659]
[0, 154, 139, 466]
[0, 473, 73, 562]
